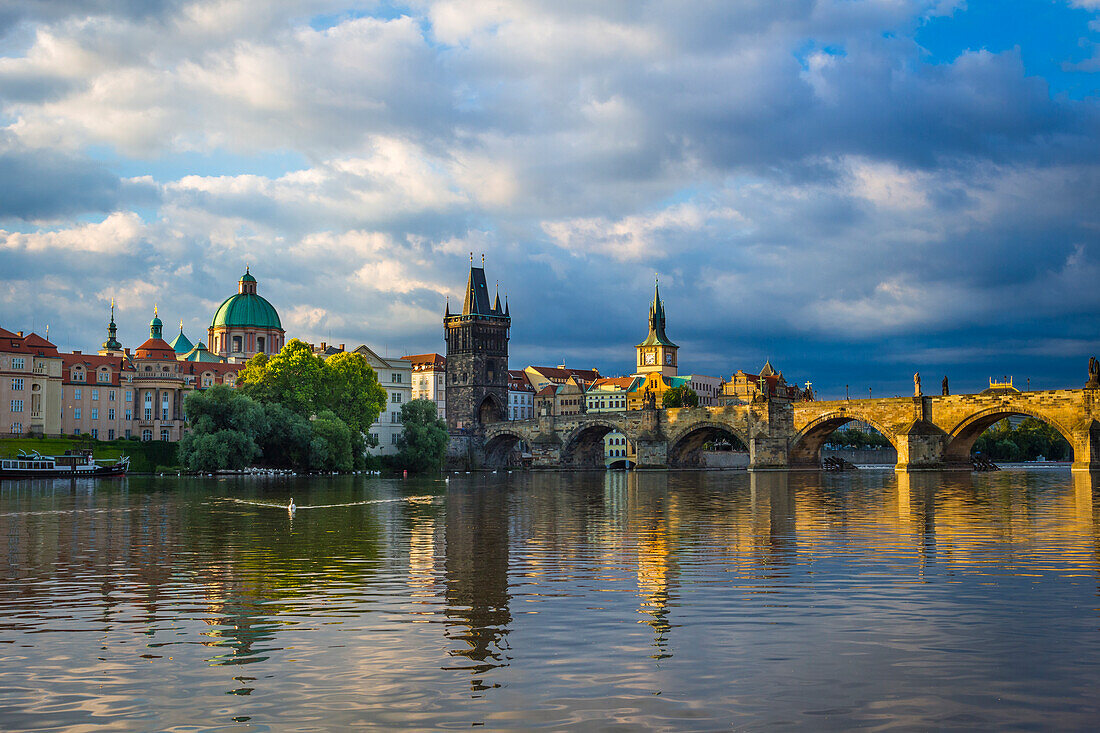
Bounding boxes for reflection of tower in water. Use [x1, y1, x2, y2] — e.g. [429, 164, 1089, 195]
[632, 473, 678, 660]
[443, 486, 512, 689]
[750, 472, 796, 565]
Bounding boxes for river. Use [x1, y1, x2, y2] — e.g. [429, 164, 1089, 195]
[1, 469, 1098, 730]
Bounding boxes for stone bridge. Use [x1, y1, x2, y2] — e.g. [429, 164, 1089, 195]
[480, 388, 1100, 472]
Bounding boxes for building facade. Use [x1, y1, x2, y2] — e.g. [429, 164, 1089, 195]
[351, 345, 412, 455]
[404, 353, 447, 422]
[507, 369, 535, 420]
[1, 328, 63, 437]
[444, 263, 510, 432]
[524, 365, 601, 392]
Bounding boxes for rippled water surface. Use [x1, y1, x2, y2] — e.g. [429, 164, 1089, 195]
[2, 469, 1100, 730]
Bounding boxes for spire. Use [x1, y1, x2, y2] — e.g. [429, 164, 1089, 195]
[637, 273, 677, 349]
[445, 296, 451, 318]
[102, 300, 122, 352]
[150, 305, 163, 340]
[493, 280, 502, 314]
[505, 294, 509, 317]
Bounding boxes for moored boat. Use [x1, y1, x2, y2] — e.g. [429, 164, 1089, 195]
[0, 449, 129, 479]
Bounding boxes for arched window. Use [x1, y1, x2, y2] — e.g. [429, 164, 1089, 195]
[142, 429, 152, 441]
[160, 429, 170, 442]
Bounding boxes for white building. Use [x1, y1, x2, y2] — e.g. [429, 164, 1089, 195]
[681, 374, 724, 407]
[350, 345, 412, 456]
[507, 370, 535, 420]
[402, 353, 446, 423]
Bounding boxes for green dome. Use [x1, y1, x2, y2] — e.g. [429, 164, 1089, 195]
[240, 270, 257, 284]
[211, 293, 282, 330]
[169, 327, 194, 355]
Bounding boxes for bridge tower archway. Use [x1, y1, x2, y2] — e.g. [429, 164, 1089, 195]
[942, 408, 1080, 468]
[560, 419, 632, 469]
[667, 422, 749, 469]
[478, 394, 506, 426]
[789, 413, 898, 468]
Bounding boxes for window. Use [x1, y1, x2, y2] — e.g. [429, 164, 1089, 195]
[232, 336, 242, 353]
[90, 429, 98, 439]
[144, 392, 152, 421]
[125, 409, 132, 420]
[108, 429, 115, 440]
[142, 429, 152, 441]
[10, 400, 23, 413]
[12, 357, 24, 370]
[257, 336, 265, 353]
[369, 432, 378, 444]
[391, 393, 402, 403]
[10, 423, 22, 434]
[391, 433, 398, 445]
[162, 393, 170, 421]
[91, 389, 98, 401]
[392, 373, 403, 383]
[74, 407, 81, 419]
[71, 369, 84, 382]
[391, 412, 399, 423]
[74, 388, 82, 400]
[108, 408, 115, 420]
[161, 429, 170, 442]
[90, 408, 98, 420]
[11, 378, 23, 390]
[125, 429, 131, 439]
[98, 370, 110, 383]
[109, 390, 116, 401]
[125, 391, 132, 402]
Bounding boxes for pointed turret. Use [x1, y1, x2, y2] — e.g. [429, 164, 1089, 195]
[150, 304, 163, 340]
[637, 276, 677, 349]
[504, 295, 510, 318]
[169, 319, 194, 356]
[99, 298, 124, 355]
[635, 274, 679, 377]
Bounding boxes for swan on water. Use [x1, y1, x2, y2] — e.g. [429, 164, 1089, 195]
[288, 498, 296, 513]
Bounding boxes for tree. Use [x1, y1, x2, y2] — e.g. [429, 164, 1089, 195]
[309, 410, 355, 472]
[396, 399, 449, 473]
[256, 402, 313, 469]
[239, 339, 328, 417]
[179, 386, 267, 471]
[662, 385, 699, 408]
[325, 351, 387, 434]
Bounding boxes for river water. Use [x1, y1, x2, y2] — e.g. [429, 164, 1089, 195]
[1, 469, 1099, 731]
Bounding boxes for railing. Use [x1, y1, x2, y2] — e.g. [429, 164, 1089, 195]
[30, 411, 41, 418]
[32, 366, 46, 374]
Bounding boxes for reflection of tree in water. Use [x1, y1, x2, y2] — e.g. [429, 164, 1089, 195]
[443, 486, 512, 690]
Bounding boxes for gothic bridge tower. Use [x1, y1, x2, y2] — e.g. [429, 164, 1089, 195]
[445, 258, 510, 432]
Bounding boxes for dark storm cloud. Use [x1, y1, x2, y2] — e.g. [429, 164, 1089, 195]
[0, 147, 156, 220]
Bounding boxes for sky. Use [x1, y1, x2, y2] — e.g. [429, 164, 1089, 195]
[3, 0, 1100, 398]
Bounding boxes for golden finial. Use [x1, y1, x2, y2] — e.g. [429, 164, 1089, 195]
[154, 303, 158, 317]
[469, 251, 473, 263]
[179, 319, 184, 331]
[481, 253, 485, 266]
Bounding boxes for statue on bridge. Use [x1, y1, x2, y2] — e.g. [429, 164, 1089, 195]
[914, 372, 921, 397]
[942, 375, 949, 396]
[642, 386, 657, 410]
[1088, 356, 1100, 389]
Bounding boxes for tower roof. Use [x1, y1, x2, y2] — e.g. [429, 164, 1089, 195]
[455, 265, 509, 319]
[636, 278, 678, 348]
[169, 321, 194, 354]
[211, 271, 283, 330]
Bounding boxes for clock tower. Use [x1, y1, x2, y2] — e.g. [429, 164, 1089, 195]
[635, 277, 678, 377]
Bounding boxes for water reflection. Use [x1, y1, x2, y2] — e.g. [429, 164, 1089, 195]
[1, 470, 1100, 729]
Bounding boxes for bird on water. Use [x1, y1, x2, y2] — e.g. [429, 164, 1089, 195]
[288, 498, 296, 514]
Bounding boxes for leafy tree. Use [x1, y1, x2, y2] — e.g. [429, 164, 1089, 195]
[179, 386, 266, 470]
[239, 339, 328, 417]
[181, 430, 261, 471]
[972, 417, 1072, 461]
[257, 402, 313, 469]
[237, 353, 272, 402]
[309, 410, 355, 472]
[325, 351, 387, 434]
[396, 399, 449, 473]
[662, 385, 699, 408]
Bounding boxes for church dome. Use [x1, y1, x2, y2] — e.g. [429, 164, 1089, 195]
[210, 269, 283, 330]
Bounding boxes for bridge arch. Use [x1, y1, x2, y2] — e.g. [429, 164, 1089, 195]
[483, 427, 531, 469]
[666, 421, 749, 469]
[942, 405, 1078, 467]
[560, 418, 633, 469]
[789, 411, 899, 468]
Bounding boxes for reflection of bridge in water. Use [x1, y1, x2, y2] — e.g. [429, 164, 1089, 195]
[481, 389, 1100, 472]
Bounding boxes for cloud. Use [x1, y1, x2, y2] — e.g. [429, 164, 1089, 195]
[3, 1, 1100, 393]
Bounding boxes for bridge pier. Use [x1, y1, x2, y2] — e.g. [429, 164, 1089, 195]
[894, 420, 951, 472]
[1070, 422, 1100, 472]
[748, 436, 790, 471]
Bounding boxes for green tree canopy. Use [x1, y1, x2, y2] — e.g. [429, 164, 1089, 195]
[238, 340, 385, 432]
[662, 385, 699, 408]
[324, 351, 387, 434]
[396, 399, 449, 473]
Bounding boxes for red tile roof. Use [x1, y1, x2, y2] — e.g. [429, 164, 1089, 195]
[402, 353, 446, 369]
[134, 338, 178, 361]
[528, 366, 601, 383]
[0, 329, 60, 356]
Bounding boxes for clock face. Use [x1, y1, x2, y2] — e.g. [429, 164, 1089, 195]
[644, 351, 656, 365]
